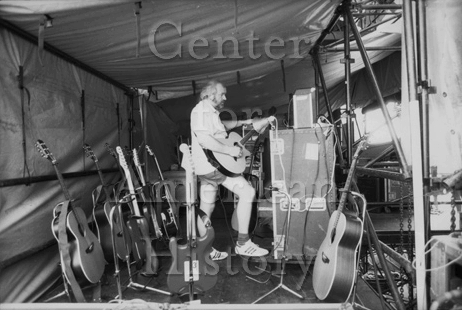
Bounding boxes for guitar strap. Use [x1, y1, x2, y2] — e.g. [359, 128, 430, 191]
[194, 204, 212, 228]
[57, 200, 86, 302]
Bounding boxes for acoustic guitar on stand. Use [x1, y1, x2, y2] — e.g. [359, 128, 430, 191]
[205, 116, 275, 177]
[146, 144, 180, 239]
[83, 143, 131, 262]
[132, 147, 163, 240]
[116, 146, 159, 276]
[36, 140, 105, 285]
[312, 140, 367, 302]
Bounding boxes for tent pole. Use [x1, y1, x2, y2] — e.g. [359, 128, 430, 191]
[344, 4, 411, 179]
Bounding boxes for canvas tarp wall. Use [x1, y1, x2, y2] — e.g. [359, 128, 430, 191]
[0, 28, 131, 302]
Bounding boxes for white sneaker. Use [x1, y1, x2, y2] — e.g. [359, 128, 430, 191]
[210, 247, 228, 261]
[235, 240, 269, 257]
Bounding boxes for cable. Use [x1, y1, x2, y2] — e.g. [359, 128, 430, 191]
[301, 125, 322, 258]
[411, 236, 462, 272]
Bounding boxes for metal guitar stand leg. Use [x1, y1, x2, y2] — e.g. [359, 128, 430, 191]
[252, 190, 304, 304]
[109, 203, 124, 300]
[113, 196, 171, 298]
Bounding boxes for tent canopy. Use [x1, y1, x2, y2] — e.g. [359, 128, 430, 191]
[0, 0, 400, 107]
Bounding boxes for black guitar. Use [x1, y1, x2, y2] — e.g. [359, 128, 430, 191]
[167, 143, 217, 297]
[83, 143, 131, 262]
[312, 140, 367, 302]
[116, 146, 159, 276]
[146, 144, 180, 239]
[36, 140, 105, 284]
[132, 147, 163, 240]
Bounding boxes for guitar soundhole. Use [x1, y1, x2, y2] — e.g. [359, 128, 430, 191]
[86, 242, 94, 253]
[321, 252, 329, 264]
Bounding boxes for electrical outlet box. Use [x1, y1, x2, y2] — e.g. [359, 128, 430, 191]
[279, 197, 300, 211]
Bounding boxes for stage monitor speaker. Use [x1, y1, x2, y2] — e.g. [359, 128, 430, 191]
[268, 127, 336, 260]
[292, 88, 316, 129]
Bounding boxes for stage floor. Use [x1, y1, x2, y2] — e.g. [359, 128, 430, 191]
[36, 202, 453, 308]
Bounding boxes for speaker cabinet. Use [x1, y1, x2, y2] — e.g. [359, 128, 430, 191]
[268, 127, 336, 260]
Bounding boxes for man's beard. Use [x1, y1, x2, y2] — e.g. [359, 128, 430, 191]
[213, 97, 225, 109]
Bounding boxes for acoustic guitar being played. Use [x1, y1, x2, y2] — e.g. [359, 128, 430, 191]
[205, 116, 275, 177]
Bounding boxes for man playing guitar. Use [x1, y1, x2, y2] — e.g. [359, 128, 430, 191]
[190, 80, 269, 260]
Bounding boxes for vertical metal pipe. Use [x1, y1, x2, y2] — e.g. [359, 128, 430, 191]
[343, 6, 354, 165]
[312, 49, 345, 168]
[404, 0, 429, 308]
[313, 58, 320, 122]
[129, 95, 134, 149]
[345, 6, 411, 179]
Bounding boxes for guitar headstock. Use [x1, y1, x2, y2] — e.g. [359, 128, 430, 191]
[83, 143, 97, 162]
[105, 143, 118, 159]
[179, 143, 195, 175]
[355, 139, 369, 158]
[132, 148, 141, 167]
[36, 140, 57, 164]
[146, 144, 154, 157]
[116, 146, 128, 172]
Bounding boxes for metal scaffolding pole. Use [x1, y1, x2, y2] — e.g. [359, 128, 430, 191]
[345, 5, 411, 179]
[343, 3, 354, 165]
[403, 0, 428, 308]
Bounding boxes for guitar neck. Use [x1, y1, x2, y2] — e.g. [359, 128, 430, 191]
[94, 161, 112, 199]
[53, 163, 72, 201]
[126, 169, 141, 215]
[117, 147, 141, 216]
[239, 129, 257, 146]
[135, 165, 146, 186]
[334, 141, 366, 226]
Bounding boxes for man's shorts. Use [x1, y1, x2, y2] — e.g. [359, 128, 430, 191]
[198, 170, 227, 187]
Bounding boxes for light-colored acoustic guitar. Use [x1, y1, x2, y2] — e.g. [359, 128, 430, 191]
[205, 116, 274, 177]
[312, 140, 367, 302]
[36, 140, 105, 285]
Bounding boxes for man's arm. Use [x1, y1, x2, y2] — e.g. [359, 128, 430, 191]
[221, 119, 252, 131]
[194, 132, 241, 157]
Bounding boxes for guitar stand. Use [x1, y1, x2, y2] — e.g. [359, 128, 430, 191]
[252, 190, 304, 304]
[109, 199, 171, 300]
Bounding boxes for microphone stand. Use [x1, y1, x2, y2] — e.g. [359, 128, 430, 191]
[252, 188, 304, 303]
